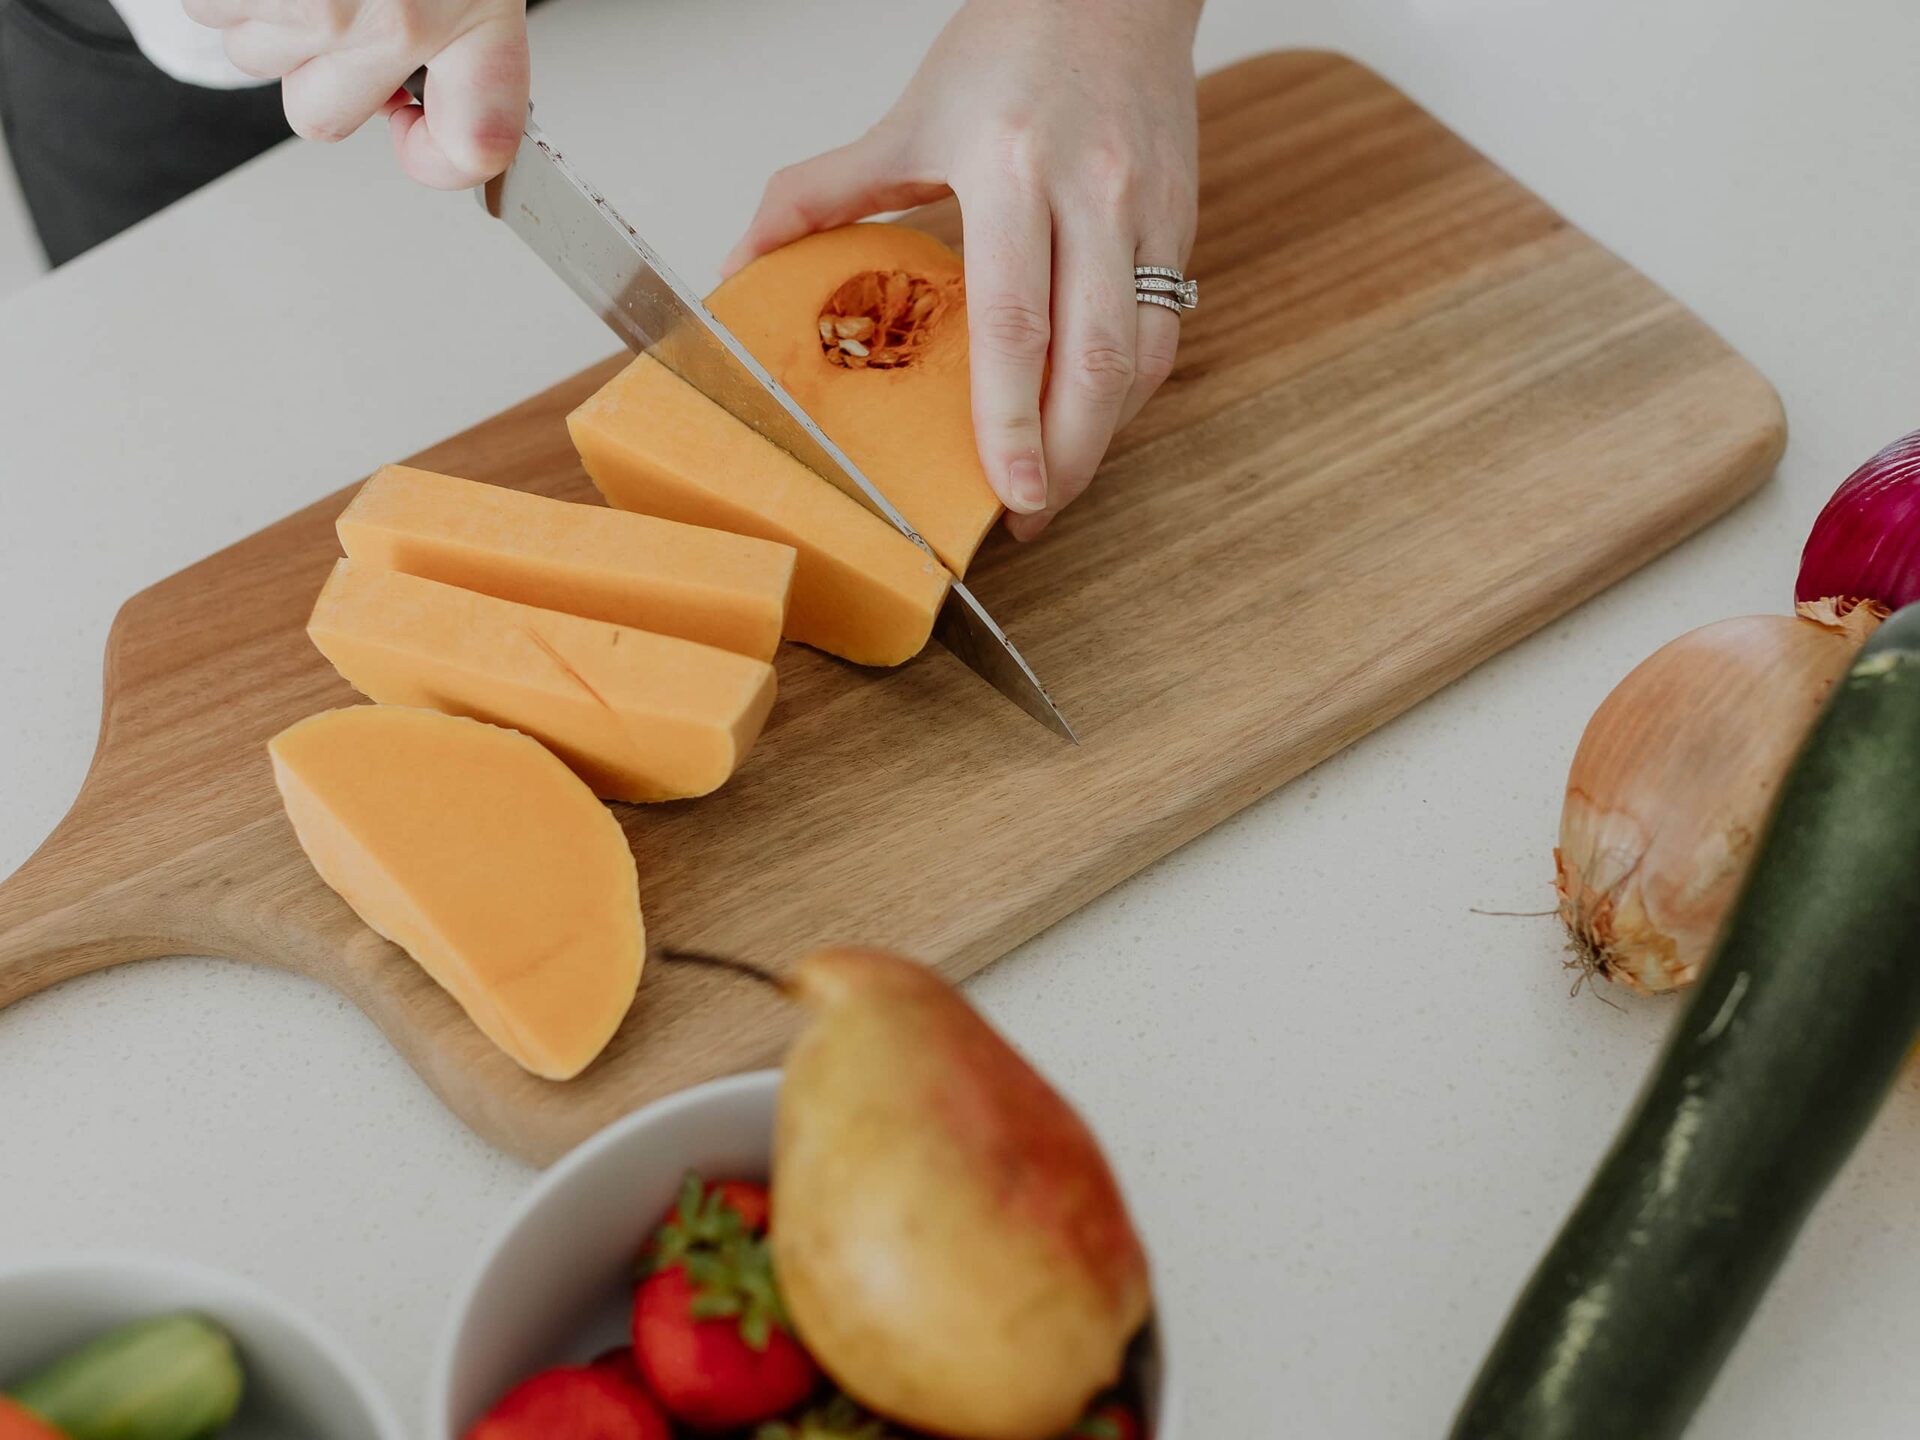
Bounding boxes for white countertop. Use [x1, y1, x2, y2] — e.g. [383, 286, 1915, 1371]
[6, 0, 1920, 1433]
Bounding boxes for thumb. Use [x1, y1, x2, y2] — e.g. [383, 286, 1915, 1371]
[388, 17, 528, 190]
[720, 131, 945, 277]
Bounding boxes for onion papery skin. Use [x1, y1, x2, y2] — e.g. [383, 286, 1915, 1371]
[1555, 602, 1880, 994]
[1797, 428, 1920, 610]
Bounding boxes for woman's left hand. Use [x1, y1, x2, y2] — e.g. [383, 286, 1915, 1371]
[722, 0, 1203, 541]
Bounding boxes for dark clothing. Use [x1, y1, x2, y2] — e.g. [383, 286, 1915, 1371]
[0, 0, 288, 266]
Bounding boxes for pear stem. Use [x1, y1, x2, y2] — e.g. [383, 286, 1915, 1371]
[656, 947, 790, 994]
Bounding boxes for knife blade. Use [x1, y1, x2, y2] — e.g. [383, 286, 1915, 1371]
[479, 114, 1075, 742]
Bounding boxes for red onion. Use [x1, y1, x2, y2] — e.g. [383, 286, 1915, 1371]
[1797, 428, 1920, 610]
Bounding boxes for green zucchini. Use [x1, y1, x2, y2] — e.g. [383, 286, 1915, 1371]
[8, 1313, 243, 1440]
[1450, 602, 1920, 1440]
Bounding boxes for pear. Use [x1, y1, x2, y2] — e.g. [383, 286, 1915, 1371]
[771, 947, 1151, 1440]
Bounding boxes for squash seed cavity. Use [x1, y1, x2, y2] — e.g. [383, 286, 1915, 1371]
[818, 270, 956, 370]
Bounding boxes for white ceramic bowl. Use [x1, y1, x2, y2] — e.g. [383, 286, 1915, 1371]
[0, 1252, 406, 1440]
[429, 1068, 1179, 1439]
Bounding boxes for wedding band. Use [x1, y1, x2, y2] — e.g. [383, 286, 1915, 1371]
[1135, 264, 1198, 312]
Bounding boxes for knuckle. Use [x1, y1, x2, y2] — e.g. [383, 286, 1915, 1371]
[1135, 339, 1179, 387]
[990, 122, 1044, 187]
[978, 299, 1051, 360]
[1070, 341, 1135, 401]
[1081, 142, 1138, 208]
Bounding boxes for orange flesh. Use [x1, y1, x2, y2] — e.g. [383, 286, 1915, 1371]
[337, 464, 796, 661]
[307, 559, 776, 803]
[269, 706, 643, 1080]
[568, 355, 950, 667]
[0, 1401, 64, 1440]
[705, 223, 1002, 575]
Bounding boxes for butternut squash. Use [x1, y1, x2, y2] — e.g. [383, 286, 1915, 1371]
[706, 223, 1002, 575]
[307, 559, 776, 803]
[568, 356, 950, 667]
[337, 464, 796, 661]
[269, 706, 642, 1079]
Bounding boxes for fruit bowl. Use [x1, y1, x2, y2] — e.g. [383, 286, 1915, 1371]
[427, 1069, 1178, 1438]
[0, 1251, 406, 1440]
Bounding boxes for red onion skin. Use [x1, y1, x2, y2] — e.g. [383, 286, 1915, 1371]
[1798, 428, 1920, 609]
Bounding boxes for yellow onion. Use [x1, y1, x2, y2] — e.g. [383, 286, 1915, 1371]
[1555, 599, 1881, 993]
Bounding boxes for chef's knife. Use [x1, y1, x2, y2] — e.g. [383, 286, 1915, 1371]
[478, 113, 1075, 741]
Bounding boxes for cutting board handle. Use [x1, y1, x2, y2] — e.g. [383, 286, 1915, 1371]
[0, 814, 161, 1013]
[0, 594, 271, 1010]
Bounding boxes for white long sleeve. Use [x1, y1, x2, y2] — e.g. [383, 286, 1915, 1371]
[103, 0, 268, 89]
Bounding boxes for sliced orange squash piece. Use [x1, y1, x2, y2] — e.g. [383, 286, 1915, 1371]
[269, 705, 643, 1079]
[568, 355, 950, 667]
[705, 222, 1001, 575]
[337, 464, 796, 661]
[307, 559, 776, 803]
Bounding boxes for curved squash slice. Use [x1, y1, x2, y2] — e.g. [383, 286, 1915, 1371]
[307, 559, 776, 803]
[706, 223, 1002, 575]
[269, 706, 643, 1079]
[338, 464, 796, 661]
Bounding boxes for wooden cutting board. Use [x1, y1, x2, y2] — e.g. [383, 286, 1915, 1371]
[0, 51, 1783, 1163]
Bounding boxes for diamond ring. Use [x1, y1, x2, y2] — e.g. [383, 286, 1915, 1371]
[1135, 265, 1197, 313]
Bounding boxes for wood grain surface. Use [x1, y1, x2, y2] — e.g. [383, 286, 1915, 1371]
[0, 51, 1785, 1163]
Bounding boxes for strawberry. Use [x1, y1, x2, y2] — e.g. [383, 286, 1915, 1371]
[634, 1265, 818, 1430]
[464, 1364, 671, 1440]
[633, 1172, 818, 1430]
[754, 1391, 904, 1439]
[1068, 1400, 1144, 1440]
[589, 1346, 645, 1387]
[709, 1177, 772, 1234]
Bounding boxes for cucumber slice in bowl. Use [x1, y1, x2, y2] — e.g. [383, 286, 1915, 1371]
[8, 1313, 242, 1440]
[1451, 602, 1920, 1440]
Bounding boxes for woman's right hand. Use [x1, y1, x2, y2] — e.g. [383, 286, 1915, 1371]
[180, 0, 529, 188]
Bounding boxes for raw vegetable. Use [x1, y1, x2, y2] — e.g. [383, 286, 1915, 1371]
[1797, 427, 1920, 611]
[1556, 599, 1879, 992]
[308, 559, 777, 804]
[1452, 602, 1920, 1439]
[464, 1364, 670, 1440]
[0, 1398, 65, 1440]
[270, 706, 643, 1080]
[7, 1314, 242, 1440]
[337, 464, 797, 661]
[707, 224, 1001, 575]
[774, 947, 1151, 1440]
[631, 1174, 817, 1430]
[569, 355, 951, 667]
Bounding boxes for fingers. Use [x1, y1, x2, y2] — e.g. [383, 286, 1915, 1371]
[387, 18, 528, 188]
[1119, 304, 1182, 435]
[1118, 218, 1194, 433]
[957, 179, 1054, 516]
[719, 131, 941, 278]
[1005, 217, 1137, 542]
[282, 50, 409, 143]
[179, 0, 288, 26]
[219, 19, 318, 79]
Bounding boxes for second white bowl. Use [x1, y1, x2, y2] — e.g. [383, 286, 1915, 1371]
[0, 1252, 405, 1440]
[429, 1068, 1179, 1438]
